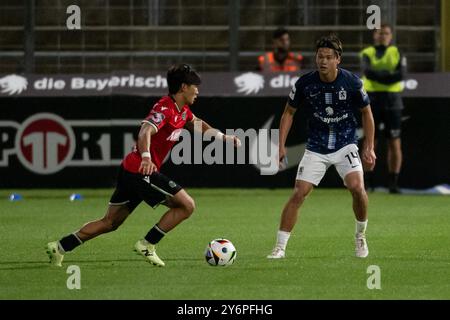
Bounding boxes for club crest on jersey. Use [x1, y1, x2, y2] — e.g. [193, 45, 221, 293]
[182, 111, 187, 121]
[339, 88, 347, 100]
[325, 107, 334, 116]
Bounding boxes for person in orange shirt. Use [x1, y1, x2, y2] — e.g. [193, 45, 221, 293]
[258, 27, 303, 72]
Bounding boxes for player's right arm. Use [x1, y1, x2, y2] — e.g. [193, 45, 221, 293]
[137, 123, 157, 175]
[279, 77, 304, 164]
[279, 103, 297, 163]
[138, 102, 171, 175]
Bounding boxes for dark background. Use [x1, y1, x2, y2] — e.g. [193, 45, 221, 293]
[1, 95, 449, 189]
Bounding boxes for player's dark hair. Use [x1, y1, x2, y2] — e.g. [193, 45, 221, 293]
[273, 27, 289, 39]
[316, 33, 343, 57]
[167, 64, 201, 94]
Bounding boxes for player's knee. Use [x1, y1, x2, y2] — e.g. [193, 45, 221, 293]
[348, 182, 365, 196]
[181, 198, 195, 218]
[110, 220, 122, 231]
[290, 190, 308, 207]
[101, 217, 121, 232]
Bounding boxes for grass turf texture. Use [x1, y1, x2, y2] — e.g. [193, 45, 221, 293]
[0, 188, 449, 299]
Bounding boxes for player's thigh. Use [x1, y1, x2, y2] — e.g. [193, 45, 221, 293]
[137, 172, 184, 209]
[343, 170, 365, 193]
[296, 150, 330, 186]
[164, 189, 195, 211]
[104, 204, 131, 227]
[334, 144, 363, 184]
[109, 166, 142, 213]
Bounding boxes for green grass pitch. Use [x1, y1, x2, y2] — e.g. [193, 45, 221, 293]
[0, 188, 449, 299]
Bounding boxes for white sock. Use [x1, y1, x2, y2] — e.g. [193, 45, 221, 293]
[276, 230, 291, 251]
[355, 219, 368, 236]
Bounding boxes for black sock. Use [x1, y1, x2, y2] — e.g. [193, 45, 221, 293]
[59, 233, 83, 252]
[144, 224, 166, 245]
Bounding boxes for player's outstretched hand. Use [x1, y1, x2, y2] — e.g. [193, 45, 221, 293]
[224, 135, 242, 147]
[362, 148, 376, 171]
[139, 157, 157, 175]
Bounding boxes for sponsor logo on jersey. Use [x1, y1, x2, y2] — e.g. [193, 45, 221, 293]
[314, 112, 349, 124]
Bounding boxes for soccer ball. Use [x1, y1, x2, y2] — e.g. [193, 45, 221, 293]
[205, 238, 237, 266]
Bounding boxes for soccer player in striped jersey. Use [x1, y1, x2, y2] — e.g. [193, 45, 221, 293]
[267, 34, 376, 259]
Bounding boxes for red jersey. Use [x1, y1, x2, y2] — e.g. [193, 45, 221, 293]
[122, 96, 194, 173]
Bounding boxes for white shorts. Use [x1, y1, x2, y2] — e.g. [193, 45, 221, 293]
[296, 144, 363, 186]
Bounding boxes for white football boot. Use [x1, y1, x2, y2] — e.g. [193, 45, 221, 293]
[134, 240, 165, 267]
[267, 246, 286, 259]
[355, 233, 369, 258]
[46, 241, 64, 267]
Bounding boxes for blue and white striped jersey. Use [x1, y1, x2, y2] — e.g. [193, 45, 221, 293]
[288, 68, 370, 154]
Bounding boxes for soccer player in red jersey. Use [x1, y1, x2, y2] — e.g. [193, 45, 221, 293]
[46, 64, 241, 267]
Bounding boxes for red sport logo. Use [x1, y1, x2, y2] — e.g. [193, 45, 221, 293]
[15, 113, 75, 174]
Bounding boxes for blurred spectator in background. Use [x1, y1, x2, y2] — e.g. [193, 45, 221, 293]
[360, 24, 406, 194]
[258, 27, 303, 72]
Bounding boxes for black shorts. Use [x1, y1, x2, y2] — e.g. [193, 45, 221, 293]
[109, 166, 183, 212]
[369, 92, 403, 139]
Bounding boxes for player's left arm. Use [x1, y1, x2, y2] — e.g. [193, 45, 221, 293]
[185, 115, 241, 147]
[354, 75, 376, 171]
[360, 105, 376, 171]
